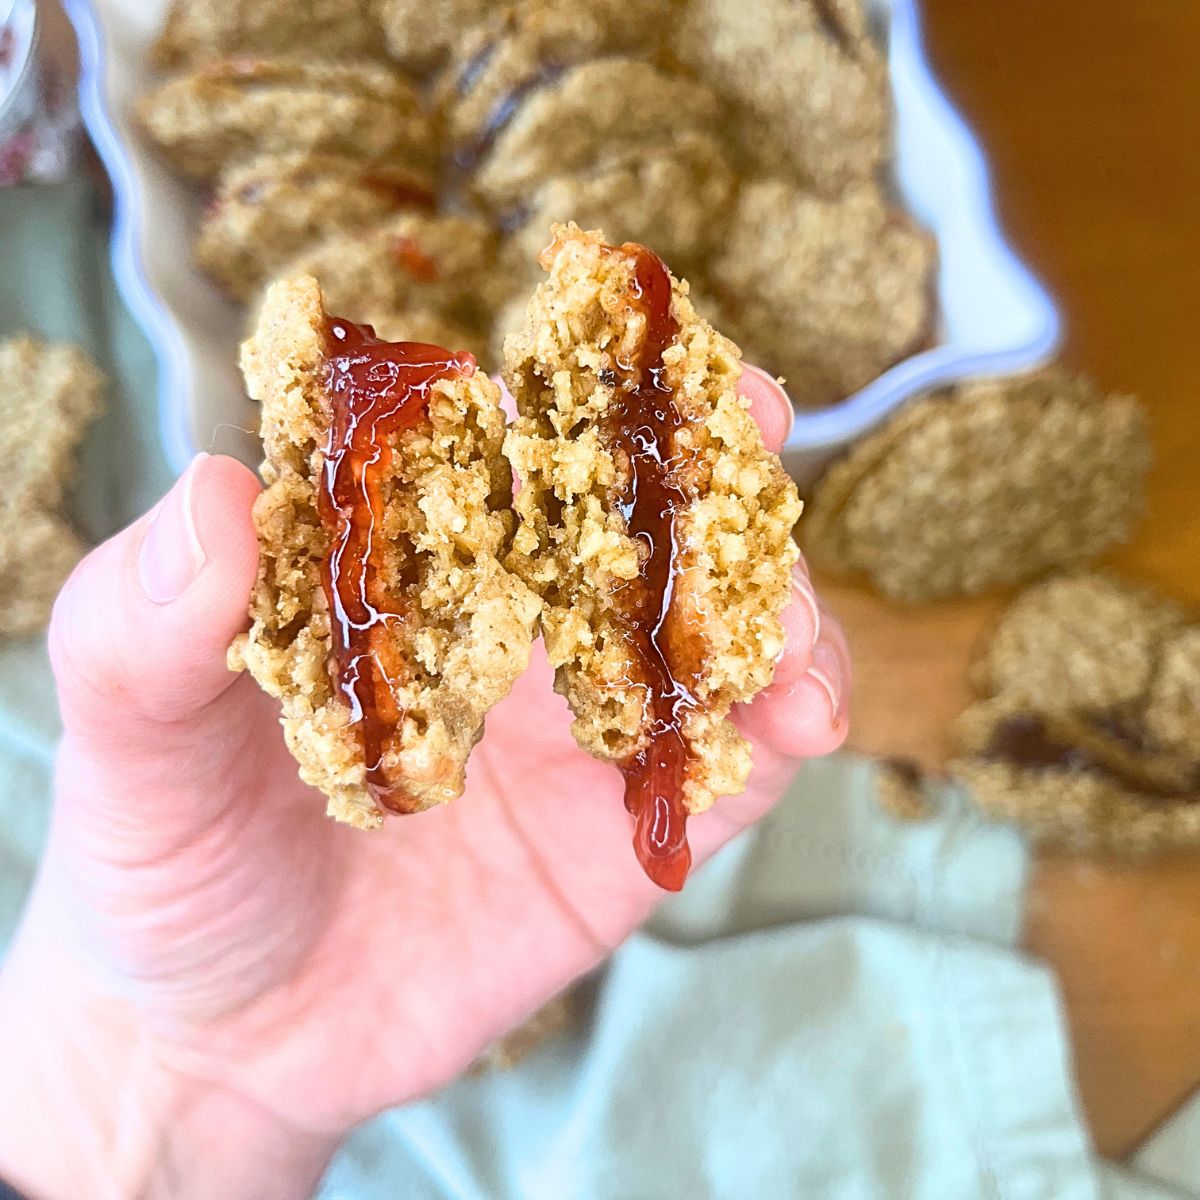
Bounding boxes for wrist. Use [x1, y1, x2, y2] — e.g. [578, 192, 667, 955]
[0, 905, 339, 1200]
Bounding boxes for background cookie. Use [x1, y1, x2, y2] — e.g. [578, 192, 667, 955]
[152, 0, 382, 68]
[198, 154, 435, 301]
[709, 181, 935, 408]
[1145, 628, 1200, 757]
[375, 0, 493, 70]
[971, 571, 1187, 713]
[804, 369, 1151, 603]
[138, 57, 435, 181]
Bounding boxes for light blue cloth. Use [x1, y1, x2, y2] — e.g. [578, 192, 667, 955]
[2, 179, 1199, 1200]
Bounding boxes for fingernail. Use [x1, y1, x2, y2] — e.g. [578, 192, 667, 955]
[803, 639, 847, 728]
[139, 455, 208, 604]
[793, 565, 821, 651]
[745, 364, 795, 442]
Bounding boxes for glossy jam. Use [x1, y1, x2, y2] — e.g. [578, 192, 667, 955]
[318, 317, 475, 812]
[606, 243, 699, 892]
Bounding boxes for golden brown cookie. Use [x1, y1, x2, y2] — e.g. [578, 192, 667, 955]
[197, 154, 436, 301]
[709, 181, 936, 407]
[0, 335, 104, 636]
[277, 211, 501, 361]
[138, 57, 435, 181]
[230, 276, 540, 827]
[950, 695, 1200, 855]
[461, 58, 721, 209]
[375, 0, 493, 70]
[804, 369, 1151, 603]
[503, 225, 802, 889]
[671, 0, 889, 194]
[151, 0, 382, 69]
[971, 571, 1186, 712]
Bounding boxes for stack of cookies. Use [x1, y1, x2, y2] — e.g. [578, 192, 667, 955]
[136, 0, 937, 407]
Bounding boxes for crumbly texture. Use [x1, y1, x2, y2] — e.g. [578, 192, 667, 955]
[1146, 628, 1200, 757]
[804, 369, 1151, 603]
[503, 225, 802, 814]
[137, 57, 436, 181]
[469, 59, 721, 208]
[375, 0, 493, 70]
[0, 335, 104, 635]
[500, 134, 737, 286]
[671, 0, 889, 194]
[231, 276, 540, 827]
[971, 572, 1186, 712]
[951, 695, 1200, 856]
[277, 212, 501, 360]
[197, 154, 436, 301]
[151, 0, 382, 68]
[709, 181, 936, 407]
[437, 0, 672, 151]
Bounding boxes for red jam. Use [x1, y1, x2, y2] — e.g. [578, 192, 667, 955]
[390, 236, 440, 282]
[606, 243, 699, 892]
[317, 317, 475, 813]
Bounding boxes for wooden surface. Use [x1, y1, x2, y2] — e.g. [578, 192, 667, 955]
[825, 1, 1200, 1160]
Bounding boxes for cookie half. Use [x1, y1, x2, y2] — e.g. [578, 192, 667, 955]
[503, 225, 802, 889]
[138, 57, 435, 181]
[231, 276, 540, 826]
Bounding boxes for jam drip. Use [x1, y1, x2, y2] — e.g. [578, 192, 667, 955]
[607, 243, 699, 892]
[318, 317, 475, 813]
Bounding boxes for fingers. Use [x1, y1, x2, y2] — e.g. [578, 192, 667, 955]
[734, 560, 852, 760]
[738, 364, 795, 453]
[49, 454, 261, 749]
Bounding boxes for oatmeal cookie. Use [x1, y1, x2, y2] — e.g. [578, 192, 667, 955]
[950, 696, 1200, 855]
[971, 571, 1186, 712]
[804, 369, 1151, 603]
[460, 58, 721, 209]
[375, 0, 493, 70]
[499, 134, 737, 286]
[671, 0, 889, 194]
[230, 276, 540, 827]
[151, 0, 382, 69]
[277, 212, 501, 360]
[1146, 629, 1200, 758]
[197, 153, 435, 301]
[709, 181, 935, 407]
[0, 335, 104, 635]
[138, 57, 435, 181]
[503, 225, 802, 889]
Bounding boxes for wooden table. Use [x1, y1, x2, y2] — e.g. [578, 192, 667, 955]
[823, 0, 1200, 1159]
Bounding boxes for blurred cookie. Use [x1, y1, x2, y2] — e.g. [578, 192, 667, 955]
[437, 0, 671, 154]
[459, 58, 721, 208]
[198, 154, 436, 301]
[710, 181, 935, 408]
[152, 0, 381, 69]
[0, 335, 104, 635]
[375, 0, 493, 70]
[804, 369, 1151, 603]
[279, 212, 500, 359]
[971, 572, 1186, 712]
[503, 225, 801, 889]
[671, 0, 889, 194]
[951, 696, 1200, 855]
[231, 276, 540, 827]
[499, 133, 737, 284]
[1146, 628, 1200, 757]
[138, 57, 435, 181]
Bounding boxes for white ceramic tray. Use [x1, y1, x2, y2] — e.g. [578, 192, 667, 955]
[67, 0, 1061, 485]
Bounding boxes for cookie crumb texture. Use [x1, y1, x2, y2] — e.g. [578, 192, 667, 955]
[0, 335, 104, 636]
[503, 225, 802, 819]
[232, 276, 540, 828]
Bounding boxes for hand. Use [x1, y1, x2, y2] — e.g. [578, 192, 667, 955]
[0, 368, 849, 1200]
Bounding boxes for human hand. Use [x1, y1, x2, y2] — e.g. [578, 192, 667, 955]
[0, 368, 849, 1200]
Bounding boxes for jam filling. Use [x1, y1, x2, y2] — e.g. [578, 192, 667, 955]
[605, 243, 700, 891]
[317, 317, 475, 813]
[390, 236, 440, 282]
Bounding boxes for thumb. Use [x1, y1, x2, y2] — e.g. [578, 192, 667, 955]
[49, 453, 261, 754]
